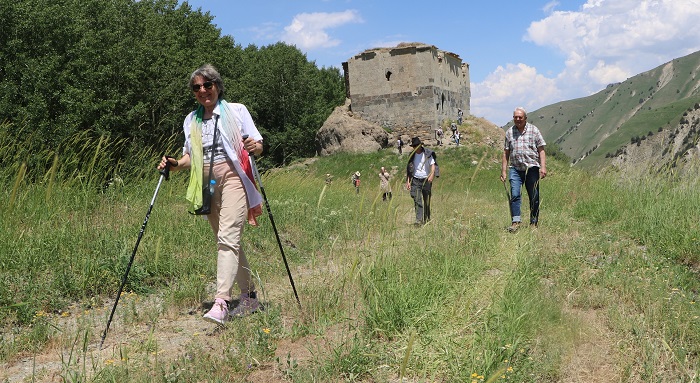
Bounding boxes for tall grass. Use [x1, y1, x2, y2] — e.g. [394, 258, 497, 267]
[1, 129, 698, 382]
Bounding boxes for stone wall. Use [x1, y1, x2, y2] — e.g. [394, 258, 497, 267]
[343, 42, 470, 141]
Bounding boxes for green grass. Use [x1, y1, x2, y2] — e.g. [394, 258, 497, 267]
[1, 127, 699, 382]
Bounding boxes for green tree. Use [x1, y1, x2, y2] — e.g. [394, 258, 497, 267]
[0, 0, 345, 177]
[236, 43, 344, 166]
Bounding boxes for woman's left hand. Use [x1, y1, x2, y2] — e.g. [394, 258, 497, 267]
[243, 137, 262, 155]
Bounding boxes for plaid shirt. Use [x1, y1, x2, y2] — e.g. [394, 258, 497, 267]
[504, 123, 546, 171]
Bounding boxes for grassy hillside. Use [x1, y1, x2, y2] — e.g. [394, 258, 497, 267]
[527, 50, 700, 171]
[1, 130, 699, 382]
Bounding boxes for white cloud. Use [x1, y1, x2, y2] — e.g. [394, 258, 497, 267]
[527, 0, 700, 89]
[473, 0, 700, 124]
[248, 22, 282, 41]
[282, 10, 363, 50]
[471, 63, 560, 126]
[587, 60, 628, 85]
[542, 1, 560, 14]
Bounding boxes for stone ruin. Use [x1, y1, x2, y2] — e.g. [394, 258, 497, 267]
[316, 42, 471, 155]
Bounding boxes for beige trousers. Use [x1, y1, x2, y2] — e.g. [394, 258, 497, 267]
[206, 160, 254, 302]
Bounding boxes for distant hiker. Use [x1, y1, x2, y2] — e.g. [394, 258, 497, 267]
[454, 130, 461, 146]
[501, 106, 547, 232]
[405, 137, 436, 226]
[379, 166, 392, 201]
[325, 173, 332, 185]
[157, 64, 263, 324]
[436, 127, 444, 146]
[450, 123, 458, 139]
[397, 138, 404, 154]
[457, 108, 463, 124]
[352, 171, 361, 194]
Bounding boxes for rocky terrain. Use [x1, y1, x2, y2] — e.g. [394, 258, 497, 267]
[315, 98, 504, 155]
[609, 105, 700, 179]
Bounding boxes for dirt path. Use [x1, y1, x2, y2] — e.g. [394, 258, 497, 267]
[1, 288, 318, 383]
[3, 195, 627, 382]
[559, 307, 620, 383]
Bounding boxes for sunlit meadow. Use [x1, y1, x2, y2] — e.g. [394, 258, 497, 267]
[1, 120, 698, 382]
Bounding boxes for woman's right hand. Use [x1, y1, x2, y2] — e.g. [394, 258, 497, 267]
[157, 156, 178, 171]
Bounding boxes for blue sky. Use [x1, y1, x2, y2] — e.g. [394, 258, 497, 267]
[181, 0, 700, 126]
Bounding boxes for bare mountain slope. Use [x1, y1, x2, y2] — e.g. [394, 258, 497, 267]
[608, 104, 700, 179]
[525, 50, 700, 174]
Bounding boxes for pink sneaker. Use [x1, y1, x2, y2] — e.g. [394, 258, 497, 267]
[229, 292, 261, 318]
[203, 298, 229, 325]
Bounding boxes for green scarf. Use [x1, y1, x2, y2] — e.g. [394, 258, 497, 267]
[185, 101, 245, 213]
[186, 106, 205, 212]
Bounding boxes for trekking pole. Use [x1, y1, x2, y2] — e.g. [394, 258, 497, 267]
[243, 135, 302, 308]
[99, 159, 172, 349]
[502, 178, 512, 222]
[527, 167, 541, 225]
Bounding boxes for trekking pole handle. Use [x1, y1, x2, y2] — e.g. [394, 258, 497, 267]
[242, 134, 251, 153]
[160, 156, 176, 181]
[242, 134, 262, 185]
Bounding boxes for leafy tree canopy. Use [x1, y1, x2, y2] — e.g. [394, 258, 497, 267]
[0, 0, 345, 174]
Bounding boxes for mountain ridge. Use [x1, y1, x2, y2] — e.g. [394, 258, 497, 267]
[516, 50, 700, 175]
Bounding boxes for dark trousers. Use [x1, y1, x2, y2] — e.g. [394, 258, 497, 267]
[410, 177, 432, 224]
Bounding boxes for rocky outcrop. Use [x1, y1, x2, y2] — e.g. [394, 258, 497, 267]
[609, 106, 700, 178]
[316, 98, 505, 156]
[315, 99, 389, 156]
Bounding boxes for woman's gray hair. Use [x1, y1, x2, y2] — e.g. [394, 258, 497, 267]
[514, 106, 527, 118]
[189, 64, 225, 99]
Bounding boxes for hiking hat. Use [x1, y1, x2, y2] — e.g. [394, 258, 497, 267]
[410, 137, 422, 147]
[355, 171, 361, 177]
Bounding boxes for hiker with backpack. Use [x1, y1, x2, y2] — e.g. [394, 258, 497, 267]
[501, 107, 547, 232]
[436, 127, 444, 146]
[352, 171, 361, 194]
[405, 137, 437, 226]
[379, 166, 392, 201]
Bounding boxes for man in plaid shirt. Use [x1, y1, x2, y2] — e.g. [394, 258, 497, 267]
[500, 107, 547, 232]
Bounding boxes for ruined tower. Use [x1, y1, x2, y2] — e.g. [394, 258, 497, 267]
[342, 42, 470, 137]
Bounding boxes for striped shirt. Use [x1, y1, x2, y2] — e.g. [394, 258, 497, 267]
[504, 123, 546, 171]
[202, 118, 227, 163]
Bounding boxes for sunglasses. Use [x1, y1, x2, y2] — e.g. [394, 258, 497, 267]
[191, 81, 214, 92]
